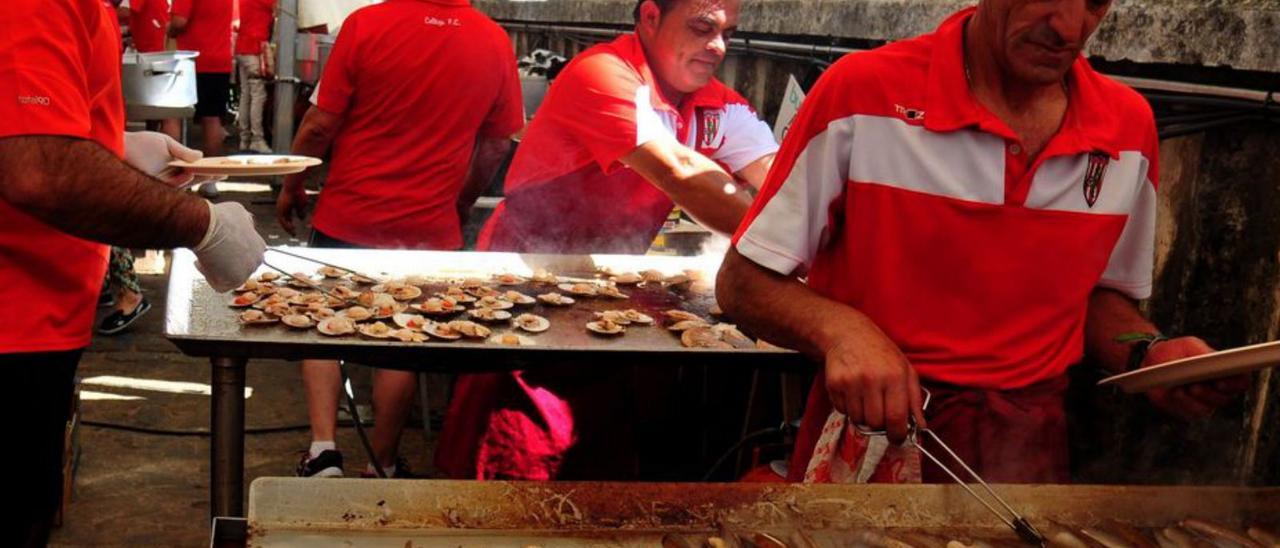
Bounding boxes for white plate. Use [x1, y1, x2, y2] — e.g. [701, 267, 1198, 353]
[169, 155, 322, 176]
[1097, 340, 1280, 393]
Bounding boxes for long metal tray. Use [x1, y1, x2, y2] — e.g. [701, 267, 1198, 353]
[247, 479, 1280, 547]
[165, 248, 807, 370]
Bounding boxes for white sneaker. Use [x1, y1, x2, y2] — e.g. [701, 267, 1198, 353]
[250, 140, 273, 154]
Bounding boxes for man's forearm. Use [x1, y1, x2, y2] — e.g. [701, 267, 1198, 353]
[717, 247, 882, 361]
[670, 165, 751, 235]
[0, 136, 209, 249]
[624, 139, 751, 236]
[457, 137, 512, 221]
[283, 109, 338, 191]
[1085, 287, 1160, 374]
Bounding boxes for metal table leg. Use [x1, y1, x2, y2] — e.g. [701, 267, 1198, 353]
[211, 357, 247, 519]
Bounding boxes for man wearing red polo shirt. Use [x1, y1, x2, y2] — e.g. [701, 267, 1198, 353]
[718, 0, 1247, 483]
[235, 0, 275, 154]
[0, 1, 264, 542]
[123, 0, 170, 53]
[275, 0, 523, 479]
[171, 0, 234, 197]
[438, 0, 778, 480]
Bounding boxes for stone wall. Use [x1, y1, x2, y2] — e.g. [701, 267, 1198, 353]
[476, 0, 1280, 72]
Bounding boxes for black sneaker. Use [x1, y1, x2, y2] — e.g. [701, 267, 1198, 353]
[297, 449, 344, 478]
[97, 297, 151, 335]
[97, 290, 115, 309]
[360, 457, 416, 479]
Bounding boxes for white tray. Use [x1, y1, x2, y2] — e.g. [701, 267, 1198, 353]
[1097, 340, 1280, 393]
[168, 154, 322, 176]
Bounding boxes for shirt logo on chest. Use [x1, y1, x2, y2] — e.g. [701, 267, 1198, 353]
[1082, 151, 1109, 208]
[699, 110, 722, 149]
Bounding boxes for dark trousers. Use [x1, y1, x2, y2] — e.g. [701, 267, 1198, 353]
[0, 350, 82, 547]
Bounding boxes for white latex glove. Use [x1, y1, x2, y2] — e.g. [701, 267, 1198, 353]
[122, 130, 213, 188]
[193, 201, 267, 292]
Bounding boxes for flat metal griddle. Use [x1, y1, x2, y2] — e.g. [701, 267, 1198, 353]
[165, 248, 808, 371]
[247, 479, 1280, 547]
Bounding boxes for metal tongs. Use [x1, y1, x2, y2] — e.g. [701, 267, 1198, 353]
[855, 389, 1046, 546]
[258, 247, 373, 302]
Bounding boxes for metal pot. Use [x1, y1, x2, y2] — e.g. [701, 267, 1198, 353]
[121, 50, 199, 108]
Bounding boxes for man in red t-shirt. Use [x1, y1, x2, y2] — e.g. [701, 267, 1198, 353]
[123, 0, 170, 53]
[235, 0, 275, 154]
[718, 1, 1248, 483]
[0, 1, 264, 541]
[171, 0, 234, 196]
[436, 0, 778, 481]
[274, 0, 523, 479]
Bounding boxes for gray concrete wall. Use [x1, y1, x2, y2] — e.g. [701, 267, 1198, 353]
[476, 0, 1280, 73]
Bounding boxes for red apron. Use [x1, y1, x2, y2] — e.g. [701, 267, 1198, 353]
[790, 375, 1071, 484]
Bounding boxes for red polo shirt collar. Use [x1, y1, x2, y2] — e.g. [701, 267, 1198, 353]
[923, 8, 1122, 159]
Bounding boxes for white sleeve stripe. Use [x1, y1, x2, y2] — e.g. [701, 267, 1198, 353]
[735, 233, 808, 275]
[713, 103, 779, 173]
[1098, 168, 1156, 299]
[735, 115, 853, 273]
[634, 85, 672, 147]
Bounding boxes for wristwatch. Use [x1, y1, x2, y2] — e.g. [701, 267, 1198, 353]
[1115, 332, 1170, 372]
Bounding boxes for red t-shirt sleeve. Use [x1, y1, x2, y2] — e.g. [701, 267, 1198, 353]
[544, 53, 650, 172]
[477, 32, 525, 139]
[0, 1, 94, 141]
[313, 13, 360, 116]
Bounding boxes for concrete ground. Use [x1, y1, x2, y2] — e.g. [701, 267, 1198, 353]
[49, 183, 444, 547]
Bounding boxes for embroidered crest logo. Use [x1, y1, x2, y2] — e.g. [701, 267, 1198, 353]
[700, 111, 721, 149]
[1083, 151, 1108, 208]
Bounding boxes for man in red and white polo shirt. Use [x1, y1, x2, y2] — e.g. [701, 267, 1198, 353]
[475, 0, 777, 253]
[439, 0, 778, 481]
[719, 0, 1247, 483]
[0, 1, 264, 541]
[276, 0, 523, 479]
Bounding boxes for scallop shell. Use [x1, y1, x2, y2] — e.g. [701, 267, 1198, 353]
[340, 306, 373, 322]
[536, 292, 575, 306]
[392, 313, 429, 331]
[317, 316, 356, 336]
[664, 310, 702, 322]
[682, 326, 733, 349]
[475, 296, 514, 310]
[469, 308, 513, 322]
[513, 313, 550, 333]
[609, 272, 643, 285]
[424, 322, 463, 340]
[281, 314, 314, 329]
[237, 309, 279, 325]
[389, 328, 428, 343]
[229, 292, 262, 308]
[390, 285, 423, 302]
[487, 333, 534, 346]
[317, 266, 346, 279]
[558, 283, 598, 297]
[668, 319, 712, 332]
[357, 321, 394, 339]
[493, 273, 527, 285]
[445, 320, 490, 339]
[502, 290, 536, 305]
[621, 309, 654, 325]
[586, 319, 626, 335]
